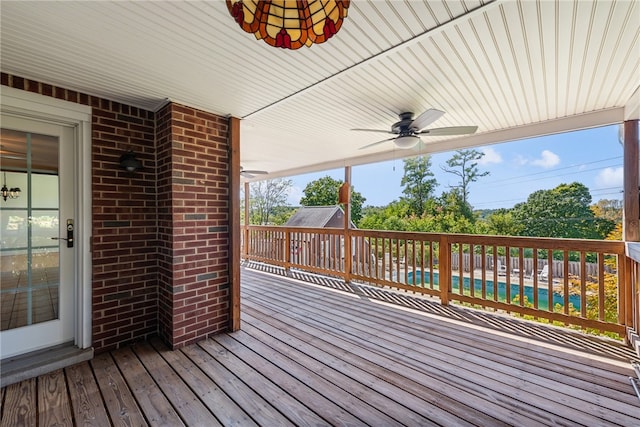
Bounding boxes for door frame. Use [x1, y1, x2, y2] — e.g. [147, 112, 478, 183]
[1, 86, 92, 352]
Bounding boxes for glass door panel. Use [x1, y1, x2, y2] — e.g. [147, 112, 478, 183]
[0, 130, 60, 332]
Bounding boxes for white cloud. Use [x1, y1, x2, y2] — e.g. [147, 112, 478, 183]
[478, 147, 502, 165]
[531, 150, 560, 168]
[595, 166, 623, 188]
[514, 154, 528, 166]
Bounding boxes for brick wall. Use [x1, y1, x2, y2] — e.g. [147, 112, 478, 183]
[1, 73, 231, 352]
[91, 97, 158, 352]
[156, 103, 230, 348]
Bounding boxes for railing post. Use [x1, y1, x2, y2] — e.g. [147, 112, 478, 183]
[244, 181, 250, 259]
[285, 228, 291, 276]
[622, 254, 633, 332]
[439, 234, 450, 305]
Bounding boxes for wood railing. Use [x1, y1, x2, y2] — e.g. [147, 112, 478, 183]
[626, 243, 640, 353]
[243, 225, 630, 337]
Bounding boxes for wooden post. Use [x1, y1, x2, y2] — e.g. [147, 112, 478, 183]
[439, 234, 450, 305]
[623, 120, 639, 241]
[343, 166, 352, 283]
[244, 181, 250, 258]
[622, 119, 639, 344]
[229, 117, 241, 332]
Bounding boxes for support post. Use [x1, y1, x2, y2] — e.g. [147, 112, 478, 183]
[343, 166, 352, 283]
[229, 117, 241, 332]
[623, 120, 639, 242]
[244, 181, 250, 259]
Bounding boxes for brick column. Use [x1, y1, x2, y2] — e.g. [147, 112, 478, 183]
[156, 102, 231, 348]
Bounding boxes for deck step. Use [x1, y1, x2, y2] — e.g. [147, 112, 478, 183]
[1, 343, 93, 387]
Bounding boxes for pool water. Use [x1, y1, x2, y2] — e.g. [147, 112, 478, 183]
[406, 270, 581, 311]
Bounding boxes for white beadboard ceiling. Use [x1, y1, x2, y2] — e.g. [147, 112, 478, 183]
[1, 0, 638, 180]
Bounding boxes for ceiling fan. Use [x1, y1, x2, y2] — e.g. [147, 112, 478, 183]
[240, 166, 268, 178]
[352, 109, 478, 150]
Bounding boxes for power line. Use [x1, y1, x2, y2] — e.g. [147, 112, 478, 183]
[472, 186, 622, 208]
[482, 156, 622, 185]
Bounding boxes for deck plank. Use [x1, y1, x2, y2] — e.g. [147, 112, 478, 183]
[1, 265, 639, 426]
[181, 343, 296, 427]
[228, 327, 404, 426]
[0, 378, 36, 427]
[243, 272, 640, 426]
[212, 332, 367, 426]
[248, 279, 640, 418]
[132, 342, 221, 427]
[243, 296, 526, 426]
[198, 337, 328, 426]
[148, 338, 257, 427]
[90, 352, 148, 427]
[111, 347, 184, 427]
[240, 314, 444, 426]
[65, 362, 111, 426]
[38, 369, 74, 426]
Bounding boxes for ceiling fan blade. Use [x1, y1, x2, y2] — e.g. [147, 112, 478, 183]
[358, 137, 396, 150]
[411, 108, 445, 131]
[242, 169, 268, 175]
[350, 128, 394, 134]
[241, 172, 255, 178]
[418, 126, 478, 136]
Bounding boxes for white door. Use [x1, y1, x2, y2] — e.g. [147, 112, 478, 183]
[0, 115, 75, 359]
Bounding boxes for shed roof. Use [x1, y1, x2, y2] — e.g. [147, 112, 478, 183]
[285, 206, 353, 228]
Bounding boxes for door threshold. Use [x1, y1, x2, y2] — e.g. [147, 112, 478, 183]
[1, 343, 93, 388]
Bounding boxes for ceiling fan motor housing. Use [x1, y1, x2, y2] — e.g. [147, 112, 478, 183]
[391, 112, 417, 135]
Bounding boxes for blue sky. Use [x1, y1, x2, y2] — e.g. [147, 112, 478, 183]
[285, 124, 624, 209]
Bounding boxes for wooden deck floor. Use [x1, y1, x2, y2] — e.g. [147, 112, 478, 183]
[1, 265, 640, 426]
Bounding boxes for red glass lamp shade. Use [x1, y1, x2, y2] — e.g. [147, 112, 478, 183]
[227, 0, 350, 49]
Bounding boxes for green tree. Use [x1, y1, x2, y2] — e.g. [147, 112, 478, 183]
[400, 155, 437, 216]
[441, 149, 489, 206]
[359, 201, 412, 230]
[300, 175, 366, 223]
[481, 208, 523, 236]
[249, 178, 292, 224]
[511, 182, 615, 239]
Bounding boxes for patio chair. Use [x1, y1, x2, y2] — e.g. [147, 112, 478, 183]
[538, 265, 549, 281]
[497, 261, 507, 276]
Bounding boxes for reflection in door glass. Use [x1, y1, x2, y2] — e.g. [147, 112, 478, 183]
[0, 129, 60, 331]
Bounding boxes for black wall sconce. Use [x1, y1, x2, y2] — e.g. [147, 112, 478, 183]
[119, 151, 142, 172]
[1, 172, 21, 201]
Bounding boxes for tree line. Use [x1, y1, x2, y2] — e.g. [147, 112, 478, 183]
[245, 149, 619, 240]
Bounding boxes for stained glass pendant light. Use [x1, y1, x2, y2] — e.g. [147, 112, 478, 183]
[227, 0, 350, 49]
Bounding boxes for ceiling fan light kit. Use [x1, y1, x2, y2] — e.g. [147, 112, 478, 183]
[394, 135, 420, 149]
[226, 0, 350, 50]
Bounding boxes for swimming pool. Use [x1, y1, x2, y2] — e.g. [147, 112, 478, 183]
[406, 270, 581, 311]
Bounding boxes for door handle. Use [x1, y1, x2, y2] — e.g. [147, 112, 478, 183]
[51, 219, 74, 248]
